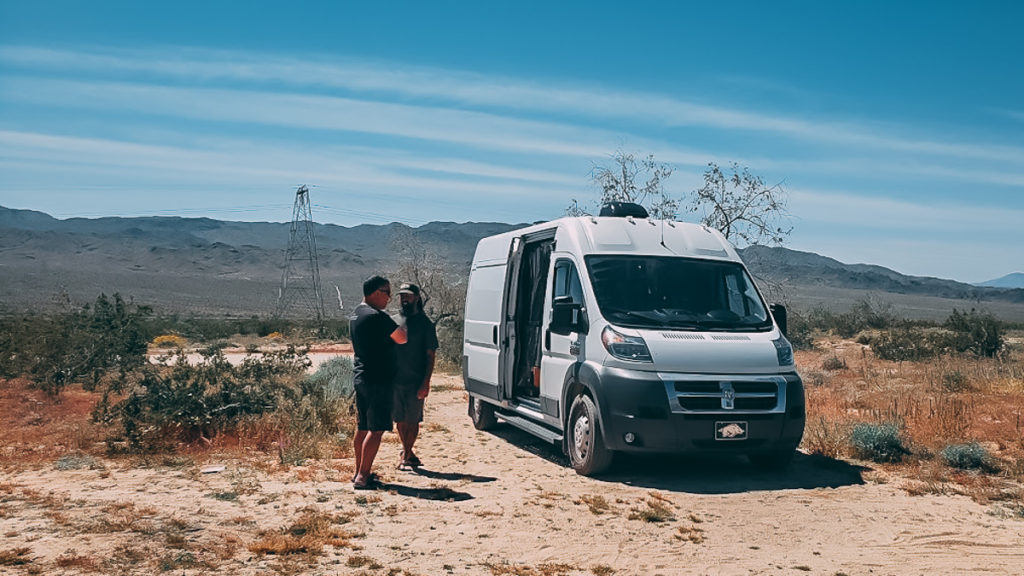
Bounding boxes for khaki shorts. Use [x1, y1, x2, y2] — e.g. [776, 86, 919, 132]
[392, 385, 424, 424]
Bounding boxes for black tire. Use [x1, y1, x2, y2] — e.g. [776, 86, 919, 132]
[748, 449, 796, 469]
[567, 394, 613, 476]
[469, 396, 498, 431]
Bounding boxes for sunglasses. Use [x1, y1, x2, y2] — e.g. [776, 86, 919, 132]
[377, 287, 391, 295]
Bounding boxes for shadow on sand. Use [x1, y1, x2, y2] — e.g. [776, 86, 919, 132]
[488, 422, 868, 494]
[376, 482, 474, 502]
[410, 467, 497, 483]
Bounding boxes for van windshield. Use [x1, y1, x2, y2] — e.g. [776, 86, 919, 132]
[584, 255, 772, 331]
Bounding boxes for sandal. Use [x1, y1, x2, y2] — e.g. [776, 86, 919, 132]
[353, 474, 381, 490]
[397, 461, 414, 472]
[351, 472, 379, 483]
[405, 455, 422, 467]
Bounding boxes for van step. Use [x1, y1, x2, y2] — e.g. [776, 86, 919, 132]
[499, 412, 563, 446]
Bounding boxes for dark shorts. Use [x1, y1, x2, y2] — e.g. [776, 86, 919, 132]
[355, 383, 393, 432]
[392, 385, 424, 424]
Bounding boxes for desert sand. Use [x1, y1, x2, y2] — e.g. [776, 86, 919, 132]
[2, 374, 1023, 576]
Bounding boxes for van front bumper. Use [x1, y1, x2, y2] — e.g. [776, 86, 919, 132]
[591, 367, 805, 453]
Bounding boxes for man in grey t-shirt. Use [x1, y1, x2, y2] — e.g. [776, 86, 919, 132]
[391, 283, 438, 470]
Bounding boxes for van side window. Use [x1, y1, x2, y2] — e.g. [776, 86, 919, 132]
[553, 260, 584, 305]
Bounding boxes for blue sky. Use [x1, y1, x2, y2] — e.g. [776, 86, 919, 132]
[1, 1, 1022, 283]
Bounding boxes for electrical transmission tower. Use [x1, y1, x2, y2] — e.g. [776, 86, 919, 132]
[276, 185, 326, 323]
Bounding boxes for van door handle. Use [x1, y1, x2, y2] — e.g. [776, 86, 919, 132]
[492, 326, 498, 345]
[544, 329, 551, 351]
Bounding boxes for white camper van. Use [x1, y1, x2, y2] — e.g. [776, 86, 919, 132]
[462, 203, 805, 475]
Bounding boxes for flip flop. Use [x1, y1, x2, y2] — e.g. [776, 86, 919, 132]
[406, 455, 422, 467]
[397, 461, 414, 472]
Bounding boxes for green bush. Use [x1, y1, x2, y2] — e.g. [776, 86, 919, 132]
[784, 310, 814, 350]
[276, 356, 355, 464]
[869, 325, 943, 362]
[0, 293, 150, 396]
[99, 347, 310, 451]
[849, 422, 909, 463]
[941, 443, 996, 471]
[944, 309, 1004, 358]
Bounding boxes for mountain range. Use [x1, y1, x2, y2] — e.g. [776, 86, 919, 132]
[2, 205, 1022, 322]
[977, 273, 1024, 289]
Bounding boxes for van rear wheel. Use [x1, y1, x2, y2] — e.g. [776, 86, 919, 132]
[567, 394, 613, 476]
[469, 396, 498, 430]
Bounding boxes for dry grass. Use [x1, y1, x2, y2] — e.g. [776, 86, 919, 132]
[575, 494, 611, 515]
[54, 550, 101, 571]
[627, 493, 676, 523]
[484, 562, 582, 576]
[799, 338, 1024, 504]
[248, 507, 360, 556]
[675, 524, 706, 544]
[0, 547, 33, 566]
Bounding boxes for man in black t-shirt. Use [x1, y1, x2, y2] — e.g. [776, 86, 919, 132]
[391, 283, 438, 470]
[350, 275, 397, 489]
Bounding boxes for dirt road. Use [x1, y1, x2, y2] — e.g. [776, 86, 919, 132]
[2, 375, 1022, 575]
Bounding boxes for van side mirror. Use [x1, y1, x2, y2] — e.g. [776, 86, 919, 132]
[769, 303, 788, 337]
[551, 296, 588, 336]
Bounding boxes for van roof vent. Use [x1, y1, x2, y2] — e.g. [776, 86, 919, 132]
[599, 202, 648, 218]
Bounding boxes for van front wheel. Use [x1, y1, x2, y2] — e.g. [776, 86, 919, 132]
[567, 394, 613, 476]
[469, 397, 498, 430]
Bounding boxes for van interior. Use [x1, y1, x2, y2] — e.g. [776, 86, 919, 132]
[510, 237, 552, 401]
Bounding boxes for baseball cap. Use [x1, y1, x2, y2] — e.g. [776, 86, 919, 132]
[398, 283, 420, 296]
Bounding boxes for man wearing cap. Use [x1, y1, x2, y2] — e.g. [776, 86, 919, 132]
[391, 282, 438, 470]
[350, 275, 398, 489]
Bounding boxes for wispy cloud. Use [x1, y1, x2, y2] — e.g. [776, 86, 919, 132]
[4, 45, 1024, 165]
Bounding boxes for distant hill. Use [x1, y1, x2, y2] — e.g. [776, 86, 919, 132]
[2, 205, 1023, 321]
[977, 273, 1024, 289]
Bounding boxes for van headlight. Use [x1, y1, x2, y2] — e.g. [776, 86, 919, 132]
[601, 326, 652, 362]
[773, 336, 794, 367]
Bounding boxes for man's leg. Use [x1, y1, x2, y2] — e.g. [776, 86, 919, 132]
[353, 429, 367, 477]
[396, 422, 412, 462]
[405, 422, 420, 462]
[357, 431, 384, 478]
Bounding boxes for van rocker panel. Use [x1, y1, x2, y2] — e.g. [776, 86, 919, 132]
[575, 363, 804, 453]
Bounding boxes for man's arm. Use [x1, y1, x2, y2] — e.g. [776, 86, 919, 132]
[417, 349, 435, 400]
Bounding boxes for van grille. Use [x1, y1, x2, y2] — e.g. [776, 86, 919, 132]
[671, 379, 781, 412]
[709, 334, 751, 341]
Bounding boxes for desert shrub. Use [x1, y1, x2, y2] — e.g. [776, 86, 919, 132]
[0, 293, 150, 396]
[938, 369, 972, 392]
[941, 442, 996, 472]
[435, 321, 465, 371]
[99, 347, 310, 451]
[868, 325, 943, 362]
[849, 422, 909, 463]
[821, 355, 847, 371]
[784, 309, 815, 350]
[151, 334, 188, 349]
[803, 416, 849, 458]
[944, 309, 1004, 358]
[283, 355, 356, 460]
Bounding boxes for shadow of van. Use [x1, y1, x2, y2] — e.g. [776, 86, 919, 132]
[488, 422, 866, 494]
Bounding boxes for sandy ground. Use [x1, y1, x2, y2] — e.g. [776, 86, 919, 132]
[2, 374, 1023, 576]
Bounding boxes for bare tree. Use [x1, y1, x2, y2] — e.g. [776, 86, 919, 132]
[567, 150, 678, 219]
[388, 227, 467, 368]
[690, 162, 792, 247]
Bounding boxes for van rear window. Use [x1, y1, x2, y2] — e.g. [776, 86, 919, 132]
[584, 255, 772, 331]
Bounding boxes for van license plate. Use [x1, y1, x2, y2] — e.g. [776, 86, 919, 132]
[715, 421, 748, 441]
